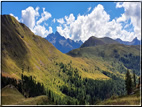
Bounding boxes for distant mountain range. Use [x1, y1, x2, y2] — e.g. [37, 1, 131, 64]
[68, 36, 140, 75]
[115, 37, 140, 45]
[80, 36, 140, 48]
[80, 36, 119, 48]
[45, 31, 83, 53]
[45, 32, 140, 53]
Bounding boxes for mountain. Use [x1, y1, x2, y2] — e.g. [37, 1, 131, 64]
[45, 31, 83, 53]
[2, 15, 118, 104]
[2, 15, 140, 105]
[115, 37, 140, 45]
[80, 36, 119, 48]
[68, 37, 140, 76]
[2, 84, 54, 105]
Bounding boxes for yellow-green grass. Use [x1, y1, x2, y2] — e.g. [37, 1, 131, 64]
[2, 85, 25, 105]
[98, 90, 140, 105]
[2, 15, 140, 103]
[15, 95, 54, 105]
[2, 15, 108, 99]
[68, 43, 140, 78]
[1, 85, 54, 105]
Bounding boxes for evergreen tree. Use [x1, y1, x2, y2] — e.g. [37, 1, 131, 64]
[138, 76, 140, 88]
[133, 71, 136, 88]
[125, 69, 132, 95]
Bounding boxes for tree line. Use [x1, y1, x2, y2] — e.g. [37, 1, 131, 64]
[2, 74, 45, 98]
[57, 62, 127, 104]
[2, 62, 140, 105]
[125, 69, 140, 95]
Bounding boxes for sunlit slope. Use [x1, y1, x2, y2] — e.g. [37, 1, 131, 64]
[2, 15, 140, 105]
[97, 89, 140, 105]
[15, 95, 54, 105]
[2, 15, 111, 97]
[2, 85, 25, 105]
[68, 44, 140, 76]
[2, 85, 54, 105]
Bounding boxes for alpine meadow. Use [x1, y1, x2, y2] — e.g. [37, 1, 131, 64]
[1, 1, 141, 106]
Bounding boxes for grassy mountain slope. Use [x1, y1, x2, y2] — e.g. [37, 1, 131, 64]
[80, 36, 119, 48]
[2, 15, 112, 102]
[2, 15, 113, 81]
[97, 89, 140, 105]
[15, 95, 54, 105]
[68, 44, 140, 76]
[2, 84, 54, 105]
[2, 15, 140, 105]
[2, 84, 25, 105]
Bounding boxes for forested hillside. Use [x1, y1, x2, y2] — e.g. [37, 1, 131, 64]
[68, 43, 140, 76]
[1, 15, 140, 105]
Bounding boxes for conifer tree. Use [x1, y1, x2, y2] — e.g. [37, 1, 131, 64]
[138, 76, 141, 88]
[125, 69, 132, 95]
[133, 71, 136, 88]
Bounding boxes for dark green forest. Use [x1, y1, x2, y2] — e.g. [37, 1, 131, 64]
[2, 75, 45, 98]
[2, 61, 139, 105]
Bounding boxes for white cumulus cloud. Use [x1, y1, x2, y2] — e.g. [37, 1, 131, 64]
[57, 24, 70, 39]
[116, 13, 127, 23]
[56, 3, 141, 42]
[56, 4, 111, 42]
[21, 6, 39, 30]
[21, 6, 53, 38]
[33, 25, 53, 38]
[65, 13, 75, 25]
[57, 18, 65, 24]
[116, 2, 141, 40]
[36, 8, 52, 25]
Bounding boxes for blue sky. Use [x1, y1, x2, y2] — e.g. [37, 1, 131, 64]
[2, 2, 141, 42]
[2, 2, 124, 20]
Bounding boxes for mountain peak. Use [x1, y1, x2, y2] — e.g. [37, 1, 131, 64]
[55, 31, 60, 35]
[133, 37, 138, 41]
[132, 37, 140, 45]
[134, 37, 138, 39]
[116, 38, 122, 41]
[80, 36, 118, 48]
[76, 40, 83, 45]
[89, 36, 98, 40]
[45, 31, 83, 53]
[80, 36, 105, 48]
[115, 37, 140, 45]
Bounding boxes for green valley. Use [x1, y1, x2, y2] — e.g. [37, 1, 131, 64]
[1, 15, 141, 105]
